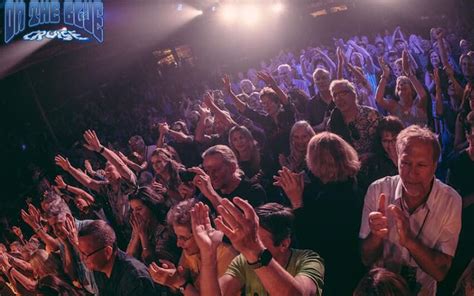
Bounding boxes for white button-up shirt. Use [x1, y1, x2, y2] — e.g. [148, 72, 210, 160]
[360, 175, 462, 296]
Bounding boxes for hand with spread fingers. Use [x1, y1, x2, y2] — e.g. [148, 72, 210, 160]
[83, 129, 103, 152]
[191, 202, 223, 252]
[55, 175, 67, 190]
[368, 193, 389, 239]
[257, 71, 277, 87]
[148, 260, 186, 289]
[55, 155, 72, 172]
[214, 197, 265, 262]
[378, 56, 391, 78]
[21, 204, 42, 231]
[189, 167, 216, 199]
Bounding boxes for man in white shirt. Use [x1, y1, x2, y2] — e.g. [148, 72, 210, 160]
[359, 125, 462, 296]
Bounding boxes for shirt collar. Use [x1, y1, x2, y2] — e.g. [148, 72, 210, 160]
[394, 177, 437, 213]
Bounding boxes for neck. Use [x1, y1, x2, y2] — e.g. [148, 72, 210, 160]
[402, 180, 433, 213]
[239, 148, 252, 161]
[220, 175, 241, 194]
[320, 90, 332, 103]
[400, 94, 413, 107]
[343, 106, 358, 123]
[102, 253, 117, 278]
[160, 171, 171, 181]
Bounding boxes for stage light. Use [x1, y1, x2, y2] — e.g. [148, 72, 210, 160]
[177, 3, 183, 11]
[211, 6, 217, 12]
[220, 5, 238, 23]
[241, 4, 259, 26]
[272, 3, 284, 14]
[197, 10, 203, 15]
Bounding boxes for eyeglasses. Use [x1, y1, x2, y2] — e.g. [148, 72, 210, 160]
[176, 234, 193, 242]
[80, 245, 108, 259]
[332, 89, 352, 98]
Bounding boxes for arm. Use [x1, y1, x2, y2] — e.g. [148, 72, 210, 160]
[444, 65, 463, 109]
[55, 155, 103, 192]
[348, 63, 372, 94]
[21, 204, 61, 252]
[435, 29, 450, 68]
[83, 130, 136, 184]
[433, 68, 444, 116]
[118, 152, 148, 173]
[375, 57, 397, 113]
[336, 47, 345, 80]
[348, 40, 376, 73]
[194, 105, 212, 144]
[55, 175, 95, 204]
[189, 167, 224, 210]
[407, 74, 428, 111]
[10, 268, 37, 292]
[315, 48, 336, 74]
[222, 75, 246, 113]
[257, 71, 289, 105]
[203, 92, 237, 128]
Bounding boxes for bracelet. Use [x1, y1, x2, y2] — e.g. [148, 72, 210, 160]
[7, 266, 13, 274]
[65, 184, 69, 191]
[34, 226, 42, 233]
[98, 146, 105, 154]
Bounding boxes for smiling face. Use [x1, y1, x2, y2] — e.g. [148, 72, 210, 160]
[430, 51, 441, 68]
[292, 126, 313, 154]
[230, 130, 251, 154]
[331, 82, 357, 114]
[130, 199, 152, 222]
[151, 153, 169, 176]
[398, 140, 437, 200]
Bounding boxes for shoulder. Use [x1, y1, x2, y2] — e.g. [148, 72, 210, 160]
[432, 179, 462, 207]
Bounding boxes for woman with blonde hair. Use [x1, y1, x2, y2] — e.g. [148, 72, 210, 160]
[228, 125, 262, 182]
[274, 132, 364, 295]
[278, 121, 315, 173]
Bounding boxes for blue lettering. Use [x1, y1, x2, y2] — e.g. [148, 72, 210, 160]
[64, 0, 74, 26]
[51, 0, 61, 23]
[4, 0, 26, 43]
[94, 0, 104, 42]
[39, 0, 50, 24]
[28, 0, 40, 27]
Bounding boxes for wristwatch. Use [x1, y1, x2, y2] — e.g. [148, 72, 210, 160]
[247, 249, 273, 270]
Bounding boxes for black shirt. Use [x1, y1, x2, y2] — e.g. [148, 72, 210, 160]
[306, 94, 335, 127]
[447, 150, 474, 198]
[217, 178, 267, 207]
[94, 250, 159, 296]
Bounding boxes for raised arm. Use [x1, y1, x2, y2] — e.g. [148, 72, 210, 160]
[55, 175, 95, 204]
[203, 92, 237, 128]
[21, 204, 60, 252]
[347, 40, 376, 73]
[402, 50, 427, 110]
[118, 151, 148, 173]
[433, 68, 444, 116]
[194, 104, 213, 144]
[336, 47, 345, 80]
[55, 155, 103, 192]
[257, 71, 289, 105]
[314, 48, 336, 74]
[375, 57, 397, 113]
[83, 130, 136, 184]
[222, 74, 246, 113]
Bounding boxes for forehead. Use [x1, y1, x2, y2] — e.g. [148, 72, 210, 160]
[78, 235, 100, 252]
[399, 140, 434, 161]
[293, 126, 310, 136]
[203, 153, 224, 167]
[173, 225, 191, 236]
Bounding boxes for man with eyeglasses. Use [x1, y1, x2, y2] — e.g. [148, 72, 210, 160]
[359, 125, 462, 295]
[148, 199, 237, 294]
[77, 220, 159, 296]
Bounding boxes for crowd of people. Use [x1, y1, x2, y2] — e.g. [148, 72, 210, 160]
[1, 23, 473, 296]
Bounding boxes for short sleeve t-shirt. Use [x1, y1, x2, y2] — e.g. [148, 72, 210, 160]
[225, 249, 325, 296]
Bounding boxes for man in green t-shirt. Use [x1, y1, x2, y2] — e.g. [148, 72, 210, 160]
[190, 198, 325, 296]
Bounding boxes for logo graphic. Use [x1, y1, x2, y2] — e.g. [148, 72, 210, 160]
[4, 0, 104, 43]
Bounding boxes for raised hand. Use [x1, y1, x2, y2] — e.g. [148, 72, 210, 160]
[55, 155, 72, 172]
[191, 202, 223, 252]
[118, 151, 129, 163]
[222, 74, 232, 94]
[402, 50, 413, 76]
[203, 92, 215, 108]
[433, 68, 441, 86]
[368, 193, 389, 239]
[152, 181, 167, 194]
[257, 71, 277, 87]
[149, 260, 186, 288]
[378, 56, 391, 78]
[21, 204, 42, 231]
[11, 226, 23, 240]
[84, 159, 94, 174]
[83, 129, 103, 152]
[214, 197, 264, 262]
[189, 167, 216, 198]
[55, 175, 67, 189]
[158, 122, 169, 135]
[273, 167, 305, 209]
[388, 205, 413, 247]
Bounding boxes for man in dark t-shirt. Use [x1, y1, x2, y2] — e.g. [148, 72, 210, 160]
[77, 220, 159, 296]
[191, 145, 267, 212]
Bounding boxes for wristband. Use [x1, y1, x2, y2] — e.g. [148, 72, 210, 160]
[247, 249, 273, 270]
[65, 185, 69, 191]
[98, 146, 105, 154]
[34, 226, 42, 233]
[7, 266, 13, 274]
